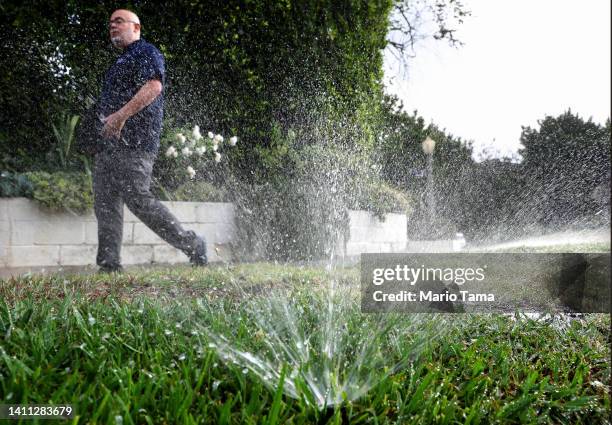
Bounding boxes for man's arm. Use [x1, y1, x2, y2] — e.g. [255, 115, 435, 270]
[101, 79, 162, 139]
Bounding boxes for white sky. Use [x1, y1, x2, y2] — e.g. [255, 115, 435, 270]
[383, 0, 611, 159]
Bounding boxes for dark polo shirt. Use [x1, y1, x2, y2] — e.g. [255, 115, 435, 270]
[99, 38, 165, 154]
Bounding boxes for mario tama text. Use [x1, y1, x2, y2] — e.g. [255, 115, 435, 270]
[372, 289, 493, 303]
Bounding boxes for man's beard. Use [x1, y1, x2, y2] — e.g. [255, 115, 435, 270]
[111, 36, 123, 48]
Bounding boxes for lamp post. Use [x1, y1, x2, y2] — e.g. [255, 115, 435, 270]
[422, 136, 436, 235]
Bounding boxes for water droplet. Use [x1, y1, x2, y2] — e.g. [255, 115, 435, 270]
[178, 354, 186, 361]
[242, 368, 249, 374]
[212, 380, 221, 390]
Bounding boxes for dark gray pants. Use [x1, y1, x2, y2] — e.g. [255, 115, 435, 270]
[93, 150, 198, 268]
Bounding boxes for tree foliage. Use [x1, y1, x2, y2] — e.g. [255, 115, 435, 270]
[519, 110, 610, 227]
[386, 0, 471, 70]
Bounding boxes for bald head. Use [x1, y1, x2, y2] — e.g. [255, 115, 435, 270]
[109, 9, 141, 49]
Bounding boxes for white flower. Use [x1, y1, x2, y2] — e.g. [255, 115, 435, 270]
[214, 152, 221, 163]
[208, 131, 214, 139]
[213, 134, 223, 144]
[192, 125, 202, 140]
[186, 166, 196, 179]
[165, 146, 177, 158]
[176, 133, 186, 144]
[212, 144, 218, 152]
[181, 147, 192, 157]
[229, 136, 238, 146]
[195, 146, 206, 156]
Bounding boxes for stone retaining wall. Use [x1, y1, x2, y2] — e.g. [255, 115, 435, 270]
[0, 198, 408, 268]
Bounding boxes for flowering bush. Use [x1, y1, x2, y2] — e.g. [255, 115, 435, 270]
[165, 125, 237, 177]
[154, 124, 238, 193]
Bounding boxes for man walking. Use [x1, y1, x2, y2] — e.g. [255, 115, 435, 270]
[95, 9, 207, 272]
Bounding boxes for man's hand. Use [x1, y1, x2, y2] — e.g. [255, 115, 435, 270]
[101, 111, 127, 140]
[100, 80, 162, 140]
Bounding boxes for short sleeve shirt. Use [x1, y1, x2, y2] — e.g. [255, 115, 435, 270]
[99, 39, 165, 153]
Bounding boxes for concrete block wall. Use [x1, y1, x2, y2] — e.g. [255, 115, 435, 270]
[342, 210, 408, 256]
[0, 198, 409, 268]
[0, 198, 235, 268]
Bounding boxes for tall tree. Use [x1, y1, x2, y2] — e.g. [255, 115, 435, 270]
[519, 110, 610, 226]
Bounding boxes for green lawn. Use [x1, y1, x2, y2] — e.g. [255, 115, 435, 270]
[476, 242, 611, 253]
[0, 264, 610, 424]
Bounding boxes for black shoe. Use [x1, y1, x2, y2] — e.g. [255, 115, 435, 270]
[189, 236, 208, 266]
[98, 264, 124, 274]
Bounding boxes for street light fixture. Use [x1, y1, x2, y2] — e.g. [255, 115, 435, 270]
[422, 136, 436, 236]
[422, 136, 436, 155]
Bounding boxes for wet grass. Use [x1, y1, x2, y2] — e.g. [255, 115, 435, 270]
[0, 264, 610, 424]
[480, 242, 610, 253]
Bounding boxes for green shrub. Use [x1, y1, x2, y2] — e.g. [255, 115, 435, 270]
[171, 181, 228, 203]
[232, 179, 351, 262]
[0, 171, 34, 197]
[232, 131, 414, 261]
[23, 171, 93, 214]
[350, 180, 414, 220]
[51, 112, 81, 168]
[232, 139, 356, 262]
